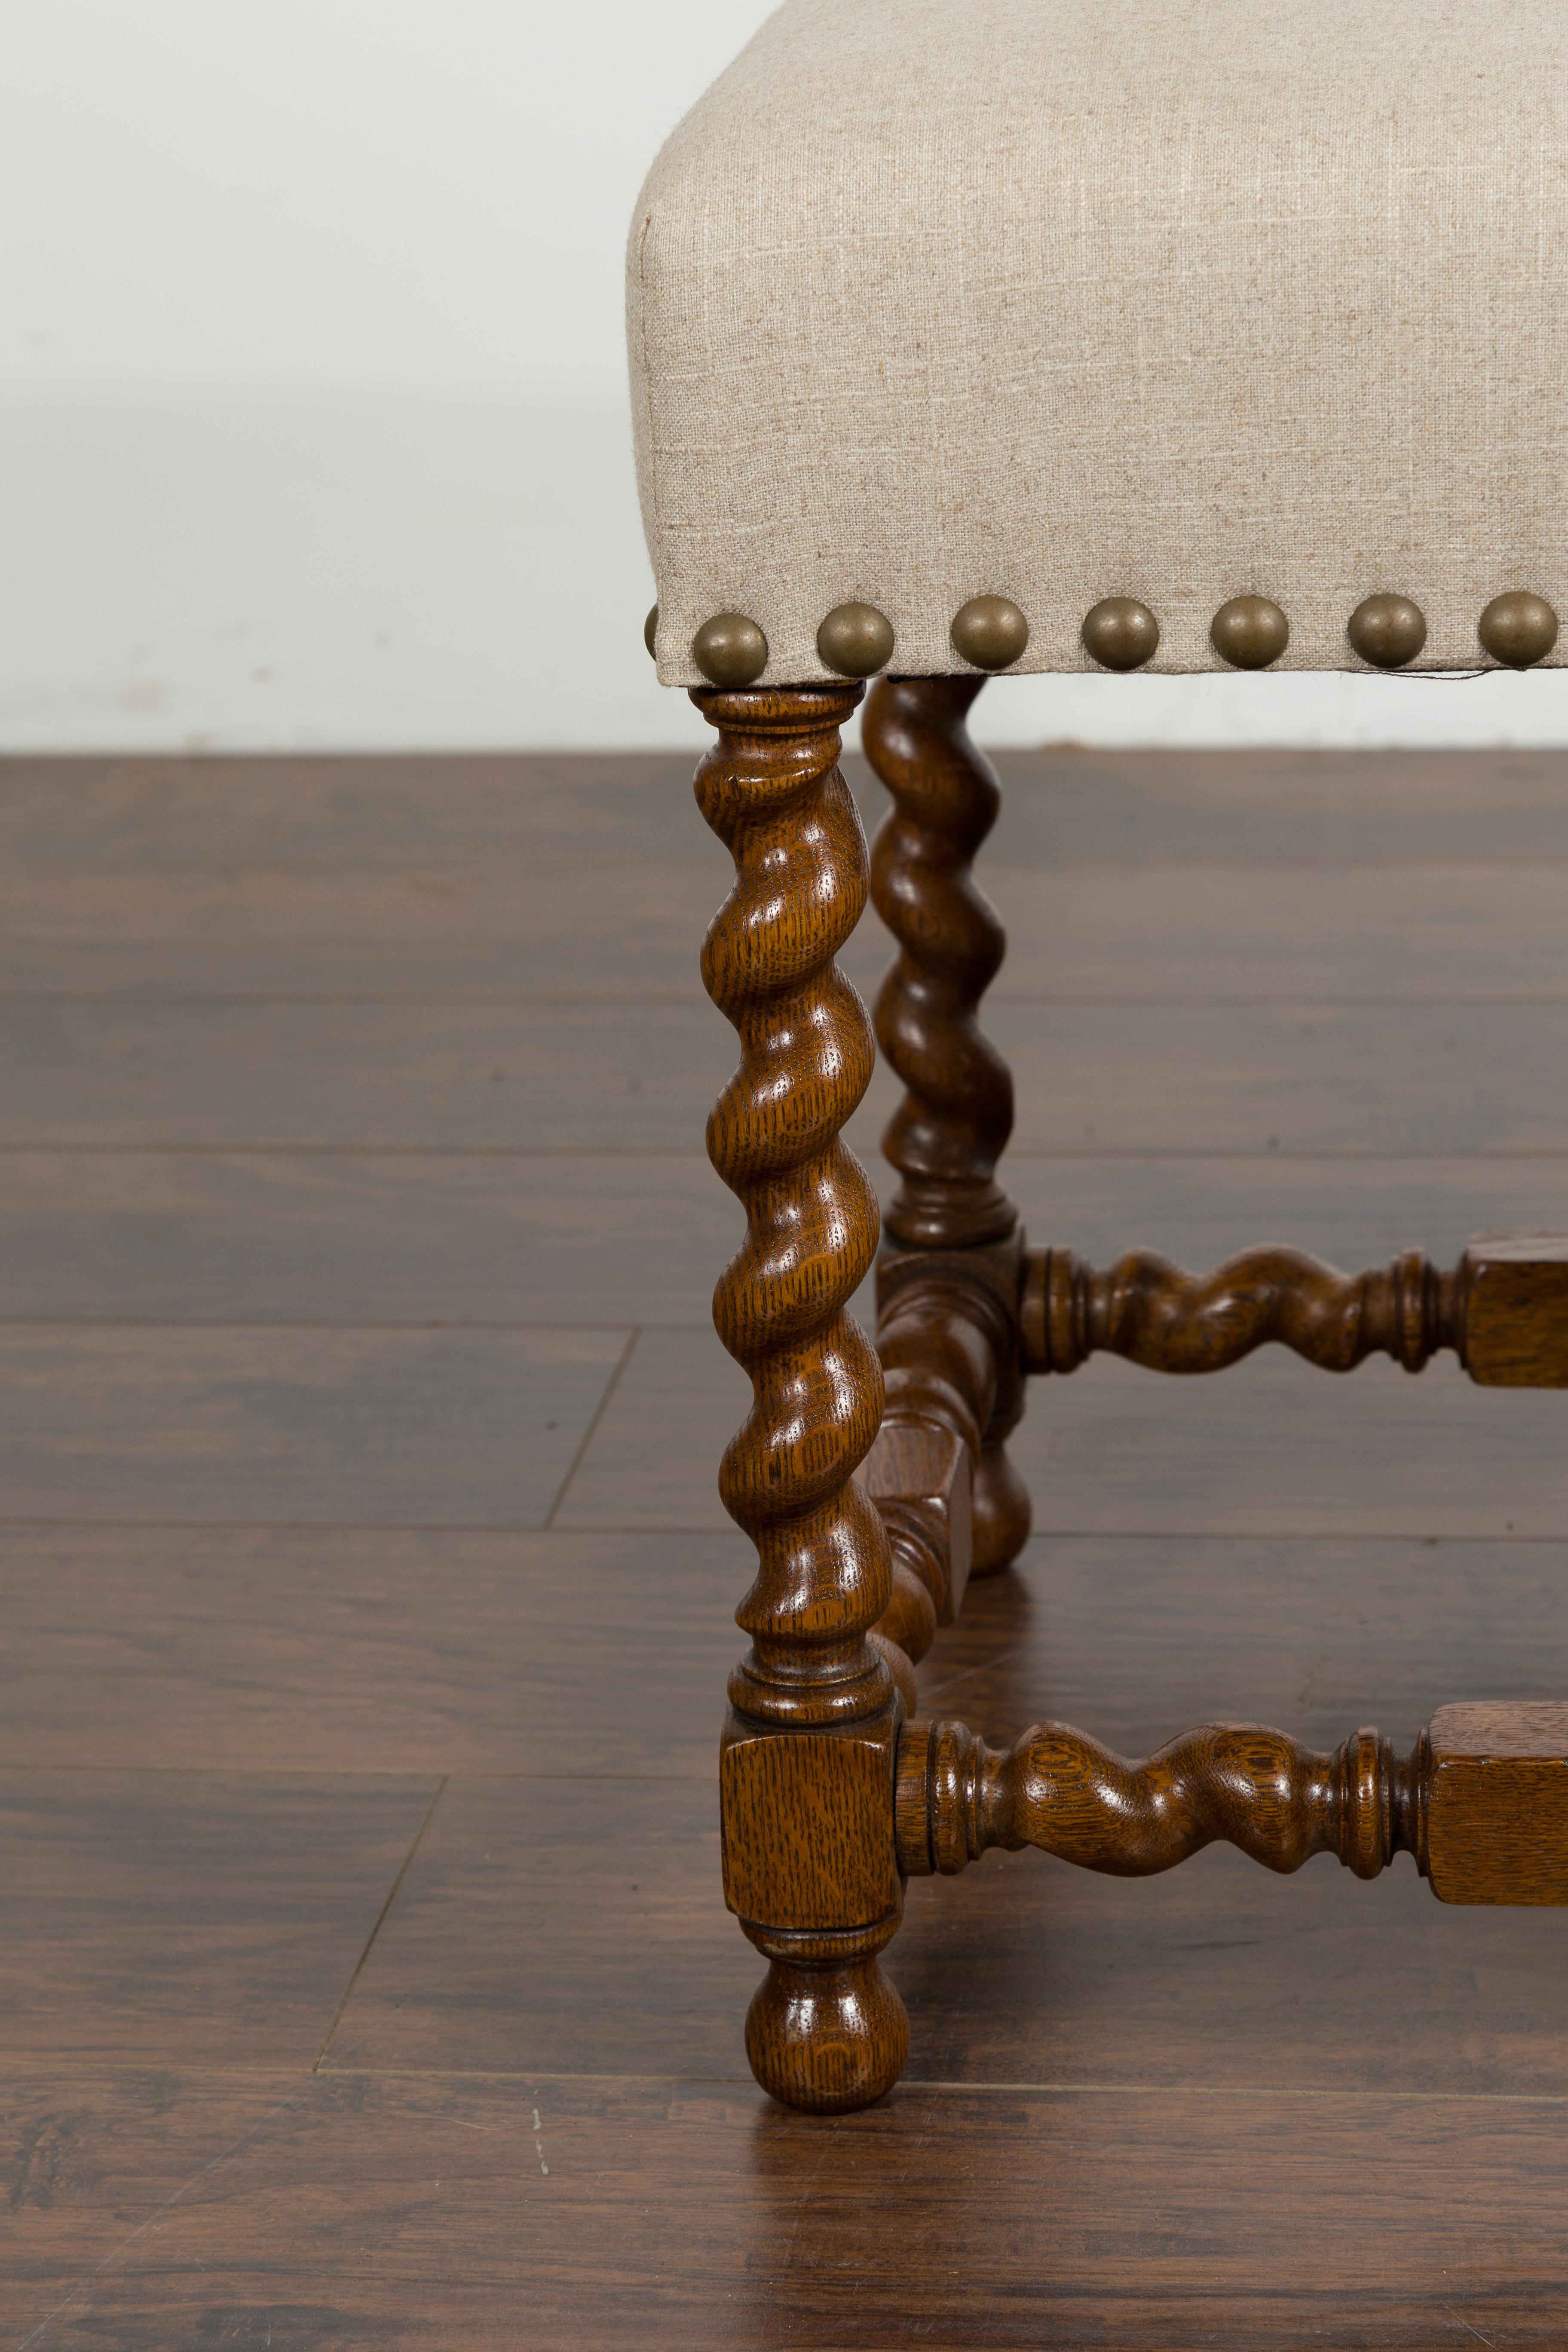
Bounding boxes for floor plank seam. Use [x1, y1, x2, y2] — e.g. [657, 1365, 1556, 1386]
[266, 2067, 1568, 2104]
[20, 2056, 1568, 2105]
[310, 1774, 449, 2074]
[542, 1326, 642, 1528]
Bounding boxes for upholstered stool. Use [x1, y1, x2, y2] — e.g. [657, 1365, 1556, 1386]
[630, 0, 1568, 2112]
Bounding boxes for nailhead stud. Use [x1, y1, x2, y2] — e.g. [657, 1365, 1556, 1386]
[1082, 597, 1160, 671]
[1347, 593, 1427, 670]
[1211, 595, 1289, 669]
[644, 605, 658, 660]
[1478, 591, 1559, 669]
[950, 595, 1029, 671]
[817, 601, 896, 679]
[692, 612, 769, 688]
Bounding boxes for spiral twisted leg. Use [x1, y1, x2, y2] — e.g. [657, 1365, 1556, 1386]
[865, 674, 1014, 1249]
[865, 675, 1029, 1574]
[694, 682, 907, 2113]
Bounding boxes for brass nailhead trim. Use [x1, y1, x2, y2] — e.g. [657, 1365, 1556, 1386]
[1211, 596, 1289, 669]
[1478, 591, 1559, 669]
[950, 595, 1029, 671]
[1081, 597, 1159, 671]
[665, 590, 1568, 678]
[692, 612, 769, 688]
[1347, 594, 1427, 670]
[817, 602, 896, 679]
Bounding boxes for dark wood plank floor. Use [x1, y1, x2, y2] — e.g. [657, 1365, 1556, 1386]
[7, 742, 1568, 2347]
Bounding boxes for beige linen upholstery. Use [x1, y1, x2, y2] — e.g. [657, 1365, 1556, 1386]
[628, 0, 1568, 684]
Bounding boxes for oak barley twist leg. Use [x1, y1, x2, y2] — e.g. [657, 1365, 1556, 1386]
[864, 674, 1029, 1574]
[694, 683, 908, 2113]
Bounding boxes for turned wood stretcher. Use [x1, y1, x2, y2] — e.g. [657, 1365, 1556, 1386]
[696, 675, 1568, 2113]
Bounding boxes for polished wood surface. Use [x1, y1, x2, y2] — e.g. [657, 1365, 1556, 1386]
[0, 1321, 625, 1523]
[693, 684, 906, 2110]
[9, 740, 1568, 2338]
[899, 1703, 1568, 1901]
[716, 683, 1568, 2113]
[1465, 1231, 1568, 1384]
[1024, 1236, 1568, 1384]
[21, 995, 1568, 1155]
[896, 1715, 1428, 1880]
[14, 2071, 1568, 2349]
[864, 677, 1032, 1571]
[1427, 1702, 1568, 1902]
[1025, 1241, 1464, 1374]
[1, 1772, 437, 2070]
[0, 1526, 742, 1774]
[856, 688, 1568, 2111]
[893, 1703, 1561, 1919]
[864, 675, 1016, 1249]
[864, 1409, 971, 1641]
[878, 1226, 1031, 1574]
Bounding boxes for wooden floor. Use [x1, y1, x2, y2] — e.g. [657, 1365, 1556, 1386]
[7, 741, 1568, 2347]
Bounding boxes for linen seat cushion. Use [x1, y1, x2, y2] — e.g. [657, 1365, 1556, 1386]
[627, 0, 1568, 684]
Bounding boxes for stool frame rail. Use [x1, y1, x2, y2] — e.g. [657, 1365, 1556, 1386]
[692, 673, 1568, 2114]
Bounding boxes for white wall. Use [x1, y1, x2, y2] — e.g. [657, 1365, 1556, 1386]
[2, 0, 1565, 753]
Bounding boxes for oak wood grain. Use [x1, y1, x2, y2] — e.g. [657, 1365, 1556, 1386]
[866, 1410, 971, 1631]
[897, 1714, 1428, 1881]
[693, 682, 906, 2111]
[1465, 1231, 1568, 1385]
[865, 676, 1017, 1246]
[1427, 1702, 1568, 1902]
[1023, 1240, 1463, 1375]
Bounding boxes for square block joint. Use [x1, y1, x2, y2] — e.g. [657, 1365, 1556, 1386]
[862, 1418, 972, 1623]
[1427, 1702, 1568, 1905]
[720, 1712, 900, 1933]
[1465, 1234, 1568, 1387]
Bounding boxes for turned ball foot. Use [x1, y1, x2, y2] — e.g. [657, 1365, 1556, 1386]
[970, 1439, 1031, 1575]
[743, 1929, 908, 2112]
